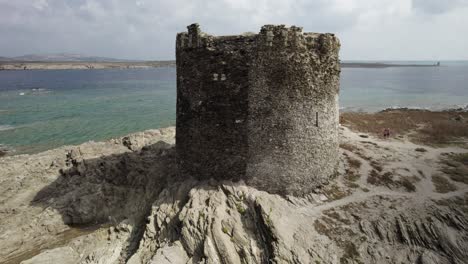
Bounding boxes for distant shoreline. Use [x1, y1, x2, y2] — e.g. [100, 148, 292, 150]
[0, 61, 176, 71]
[0, 60, 440, 70]
[341, 62, 440, 68]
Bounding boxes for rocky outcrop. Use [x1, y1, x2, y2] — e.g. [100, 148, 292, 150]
[0, 127, 175, 263]
[129, 181, 336, 264]
[0, 126, 467, 263]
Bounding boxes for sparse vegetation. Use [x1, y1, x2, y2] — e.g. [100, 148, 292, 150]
[313, 217, 363, 264]
[340, 143, 358, 153]
[434, 193, 468, 214]
[340, 241, 361, 264]
[400, 178, 416, 192]
[314, 219, 328, 235]
[264, 208, 273, 226]
[340, 143, 373, 161]
[417, 170, 425, 178]
[341, 110, 468, 146]
[370, 161, 383, 172]
[198, 212, 205, 222]
[222, 226, 229, 235]
[347, 156, 362, 170]
[420, 121, 468, 145]
[345, 171, 360, 182]
[453, 153, 468, 165]
[441, 166, 468, 184]
[439, 153, 468, 184]
[344, 181, 360, 189]
[360, 141, 378, 147]
[432, 174, 457, 193]
[368, 170, 418, 192]
[239, 192, 246, 201]
[324, 210, 352, 225]
[344, 171, 360, 188]
[344, 155, 362, 186]
[368, 170, 394, 186]
[324, 184, 350, 200]
[236, 202, 246, 215]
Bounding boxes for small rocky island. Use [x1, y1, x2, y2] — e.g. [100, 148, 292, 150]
[0, 24, 467, 264]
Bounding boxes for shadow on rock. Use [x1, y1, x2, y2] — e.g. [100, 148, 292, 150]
[30, 141, 178, 259]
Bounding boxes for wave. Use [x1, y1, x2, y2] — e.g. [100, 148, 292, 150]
[382, 104, 468, 112]
[0, 125, 15, 131]
[18, 88, 52, 96]
[340, 104, 468, 113]
[383, 105, 431, 111]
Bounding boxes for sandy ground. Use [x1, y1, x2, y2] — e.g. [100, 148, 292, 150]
[0, 125, 467, 263]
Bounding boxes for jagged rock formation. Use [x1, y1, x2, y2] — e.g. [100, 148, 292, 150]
[1, 126, 467, 263]
[176, 24, 341, 196]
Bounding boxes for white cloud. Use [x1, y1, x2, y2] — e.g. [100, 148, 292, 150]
[413, 0, 468, 14]
[33, 0, 48, 10]
[0, 0, 466, 60]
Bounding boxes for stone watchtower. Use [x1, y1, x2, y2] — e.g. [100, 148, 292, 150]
[176, 24, 340, 196]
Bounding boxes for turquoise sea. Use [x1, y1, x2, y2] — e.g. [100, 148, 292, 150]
[0, 68, 176, 154]
[0, 62, 467, 155]
[340, 61, 468, 112]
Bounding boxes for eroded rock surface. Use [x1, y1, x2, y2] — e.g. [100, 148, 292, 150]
[1, 126, 467, 264]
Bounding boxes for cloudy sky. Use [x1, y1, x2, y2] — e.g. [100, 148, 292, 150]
[0, 0, 467, 60]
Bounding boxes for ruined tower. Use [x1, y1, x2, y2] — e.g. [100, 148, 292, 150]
[176, 24, 340, 196]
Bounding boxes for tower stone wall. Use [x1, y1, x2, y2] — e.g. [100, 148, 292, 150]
[176, 24, 340, 196]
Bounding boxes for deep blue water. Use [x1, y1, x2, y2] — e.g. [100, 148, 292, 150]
[0, 63, 467, 154]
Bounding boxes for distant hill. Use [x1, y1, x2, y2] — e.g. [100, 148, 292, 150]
[0, 53, 141, 62]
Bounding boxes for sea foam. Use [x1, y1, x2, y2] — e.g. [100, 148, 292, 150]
[0, 125, 15, 131]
